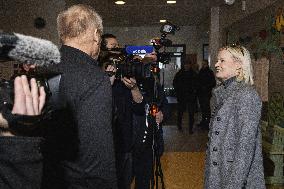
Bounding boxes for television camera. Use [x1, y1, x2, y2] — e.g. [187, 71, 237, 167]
[100, 22, 180, 80]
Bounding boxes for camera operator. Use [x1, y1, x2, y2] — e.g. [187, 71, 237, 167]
[101, 33, 119, 50]
[42, 4, 117, 189]
[99, 33, 141, 189]
[111, 76, 144, 189]
[0, 74, 46, 188]
[100, 43, 168, 189]
[132, 52, 169, 189]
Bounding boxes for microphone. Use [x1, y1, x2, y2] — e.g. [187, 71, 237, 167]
[0, 33, 60, 66]
[0, 33, 63, 112]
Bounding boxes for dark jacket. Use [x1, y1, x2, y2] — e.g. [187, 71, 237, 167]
[0, 136, 43, 189]
[112, 80, 134, 153]
[204, 79, 265, 189]
[132, 77, 169, 157]
[197, 67, 216, 97]
[0, 80, 43, 189]
[43, 45, 117, 189]
[173, 68, 198, 103]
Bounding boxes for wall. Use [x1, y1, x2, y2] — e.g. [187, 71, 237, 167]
[0, 0, 66, 45]
[220, 0, 277, 31]
[224, 0, 284, 98]
[0, 1, 207, 67]
[104, 26, 199, 53]
[104, 25, 208, 88]
[104, 25, 202, 60]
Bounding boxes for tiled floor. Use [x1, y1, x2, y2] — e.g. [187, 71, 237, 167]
[159, 110, 284, 189]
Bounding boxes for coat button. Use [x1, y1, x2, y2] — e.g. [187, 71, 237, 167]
[215, 131, 219, 135]
[213, 161, 218, 166]
[213, 147, 217, 151]
[216, 117, 221, 121]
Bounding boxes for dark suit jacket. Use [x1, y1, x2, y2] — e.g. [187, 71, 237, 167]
[112, 80, 134, 153]
[132, 77, 169, 157]
[43, 45, 117, 189]
[0, 136, 43, 189]
[197, 67, 216, 97]
[173, 68, 198, 103]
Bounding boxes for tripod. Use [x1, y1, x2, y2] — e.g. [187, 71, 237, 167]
[145, 72, 165, 189]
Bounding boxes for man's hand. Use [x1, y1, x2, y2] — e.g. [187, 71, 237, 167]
[0, 75, 46, 133]
[156, 111, 164, 124]
[106, 65, 116, 85]
[121, 77, 137, 90]
[121, 77, 143, 103]
[12, 75, 46, 115]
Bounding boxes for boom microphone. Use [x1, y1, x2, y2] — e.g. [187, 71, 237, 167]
[0, 33, 60, 66]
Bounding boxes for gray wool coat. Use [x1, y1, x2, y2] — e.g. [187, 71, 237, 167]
[204, 79, 265, 189]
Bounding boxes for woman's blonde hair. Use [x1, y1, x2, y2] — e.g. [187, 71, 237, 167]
[57, 4, 103, 42]
[220, 45, 254, 85]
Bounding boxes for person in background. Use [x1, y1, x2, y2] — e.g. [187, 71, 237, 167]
[173, 62, 198, 133]
[204, 45, 265, 188]
[197, 60, 216, 130]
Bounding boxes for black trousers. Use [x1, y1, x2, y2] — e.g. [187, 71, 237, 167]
[177, 100, 196, 131]
[198, 95, 211, 127]
[116, 152, 132, 189]
[132, 148, 153, 189]
[0, 136, 43, 189]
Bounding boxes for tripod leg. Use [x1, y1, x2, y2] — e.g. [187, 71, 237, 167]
[157, 158, 165, 189]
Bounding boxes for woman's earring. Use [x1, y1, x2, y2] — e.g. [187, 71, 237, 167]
[236, 68, 244, 82]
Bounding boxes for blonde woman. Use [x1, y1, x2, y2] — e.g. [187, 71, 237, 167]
[204, 45, 265, 189]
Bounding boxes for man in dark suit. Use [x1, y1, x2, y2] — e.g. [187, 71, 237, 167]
[197, 60, 216, 130]
[173, 63, 198, 133]
[42, 4, 117, 189]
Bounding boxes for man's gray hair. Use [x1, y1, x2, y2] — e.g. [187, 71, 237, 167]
[57, 4, 103, 42]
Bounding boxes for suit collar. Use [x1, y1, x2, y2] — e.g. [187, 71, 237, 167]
[60, 45, 98, 66]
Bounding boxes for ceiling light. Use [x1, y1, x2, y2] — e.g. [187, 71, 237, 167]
[160, 20, 167, 23]
[167, 0, 176, 4]
[115, 1, 125, 5]
[224, 0, 235, 5]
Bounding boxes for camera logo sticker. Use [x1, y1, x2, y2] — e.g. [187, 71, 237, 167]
[125, 46, 154, 55]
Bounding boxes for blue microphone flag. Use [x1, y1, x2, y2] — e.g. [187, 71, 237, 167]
[125, 45, 154, 55]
